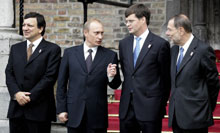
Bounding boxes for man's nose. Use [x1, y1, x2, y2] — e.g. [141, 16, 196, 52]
[98, 34, 103, 39]
[23, 25, 28, 30]
[165, 31, 169, 36]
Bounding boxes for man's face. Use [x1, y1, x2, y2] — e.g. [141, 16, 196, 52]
[125, 14, 145, 36]
[22, 18, 43, 42]
[84, 21, 104, 47]
[166, 19, 181, 45]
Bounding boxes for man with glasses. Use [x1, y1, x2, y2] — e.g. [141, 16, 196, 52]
[166, 14, 219, 133]
[119, 4, 171, 133]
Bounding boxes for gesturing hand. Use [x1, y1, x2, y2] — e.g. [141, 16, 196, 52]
[107, 63, 117, 77]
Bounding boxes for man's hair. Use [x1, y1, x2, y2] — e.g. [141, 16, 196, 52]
[125, 4, 151, 25]
[24, 12, 46, 36]
[83, 18, 103, 31]
[172, 14, 192, 33]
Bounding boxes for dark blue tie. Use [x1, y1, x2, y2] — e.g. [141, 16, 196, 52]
[176, 47, 184, 71]
[133, 37, 141, 67]
[86, 49, 93, 72]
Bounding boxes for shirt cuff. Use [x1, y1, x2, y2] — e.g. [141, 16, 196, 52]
[108, 76, 114, 82]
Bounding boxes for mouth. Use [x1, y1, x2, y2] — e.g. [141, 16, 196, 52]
[23, 32, 30, 36]
[96, 40, 102, 44]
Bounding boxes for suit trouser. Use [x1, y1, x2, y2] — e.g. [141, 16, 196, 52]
[67, 108, 107, 133]
[9, 117, 51, 133]
[172, 114, 208, 133]
[120, 94, 162, 133]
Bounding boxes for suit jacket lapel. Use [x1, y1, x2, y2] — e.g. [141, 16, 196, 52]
[126, 36, 135, 71]
[134, 32, 153, 71]
[176, 38, 197, 76]
[27, 39, 47, 65]
[20, 41, 28, 65]
[75, 44, 87, 73]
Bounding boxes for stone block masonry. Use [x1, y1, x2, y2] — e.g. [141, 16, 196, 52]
[15, 0, 167, 49]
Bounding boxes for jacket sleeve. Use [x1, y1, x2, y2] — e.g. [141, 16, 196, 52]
[108, 52, 121, 89]
[158, 41, 171, 108]
[201, 46, 220, 111]
[5, 45, 21, 99]
[56, 49, 69, 114]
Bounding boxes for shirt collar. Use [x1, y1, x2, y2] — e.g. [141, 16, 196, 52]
[83, 42, 98, 54]
[134, 28, 149, 40]
[27, 37, 43, 48]
[181, 34, 194, 51]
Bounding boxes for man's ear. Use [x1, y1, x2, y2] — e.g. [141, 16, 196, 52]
[84, 29, 88, 36]
[141, 17, 146, 24]
[179, 27, 185, 36]
[39, 27, 44, 34]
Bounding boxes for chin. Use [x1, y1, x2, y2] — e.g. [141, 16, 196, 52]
[129, 31, 133, 34]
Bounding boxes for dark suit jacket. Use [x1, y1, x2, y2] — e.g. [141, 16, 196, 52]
[5, 39, 61, 122]
[119, 32, 171, 121]
[56, 44, 121, 128]
[169, 37, 220, 129]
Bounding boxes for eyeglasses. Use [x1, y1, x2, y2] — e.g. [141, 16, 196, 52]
[124, 20, 135, 25]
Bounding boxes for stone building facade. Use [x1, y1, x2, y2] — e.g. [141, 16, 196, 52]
[15, 0, 220, 49]
[15, 0, 167, 50]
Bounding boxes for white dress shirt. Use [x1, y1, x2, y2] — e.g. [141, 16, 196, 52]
[27, 37, 43, 53]
[176, 34, 194, 63]
[133, 28, 149, 52]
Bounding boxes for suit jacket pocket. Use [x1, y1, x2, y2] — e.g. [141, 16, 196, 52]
[177, 97, 211, 124]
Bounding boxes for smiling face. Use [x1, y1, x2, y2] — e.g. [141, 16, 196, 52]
[125, 14, 146, 37]
[22, 18, 43, 42]
[166, 19, 181, 45]
[84, 21, 104, 48]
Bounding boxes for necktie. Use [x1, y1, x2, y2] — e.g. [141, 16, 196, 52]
[86, 49, 93, 72]
[176, 47, 184, 71]
[27, 43, 34, 61]
[133, 37, 141, 67]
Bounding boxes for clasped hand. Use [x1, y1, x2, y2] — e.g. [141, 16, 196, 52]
[15, 91, 31, 106]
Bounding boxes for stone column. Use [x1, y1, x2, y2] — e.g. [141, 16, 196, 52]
[0, 0, 22, 132]
[193, 0, 207, 42]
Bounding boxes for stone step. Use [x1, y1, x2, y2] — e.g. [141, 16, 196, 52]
[111, 89, 220, 102]
[108, 116, 220, 132]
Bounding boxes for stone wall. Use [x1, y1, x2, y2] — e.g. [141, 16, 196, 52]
[0, 28, 23, 133]
[15, 0, 167, 49]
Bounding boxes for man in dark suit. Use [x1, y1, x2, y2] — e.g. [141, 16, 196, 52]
[119, 4, 171, 133]
[56, 19, 121, 133]
[166, 14, 220, 133]
[5, 12, 61, 133]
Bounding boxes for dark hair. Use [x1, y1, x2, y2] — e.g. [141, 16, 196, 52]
[125, 4, 151, 25]
[24, 12, 46, 36]
[172, 14, 192, 33]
